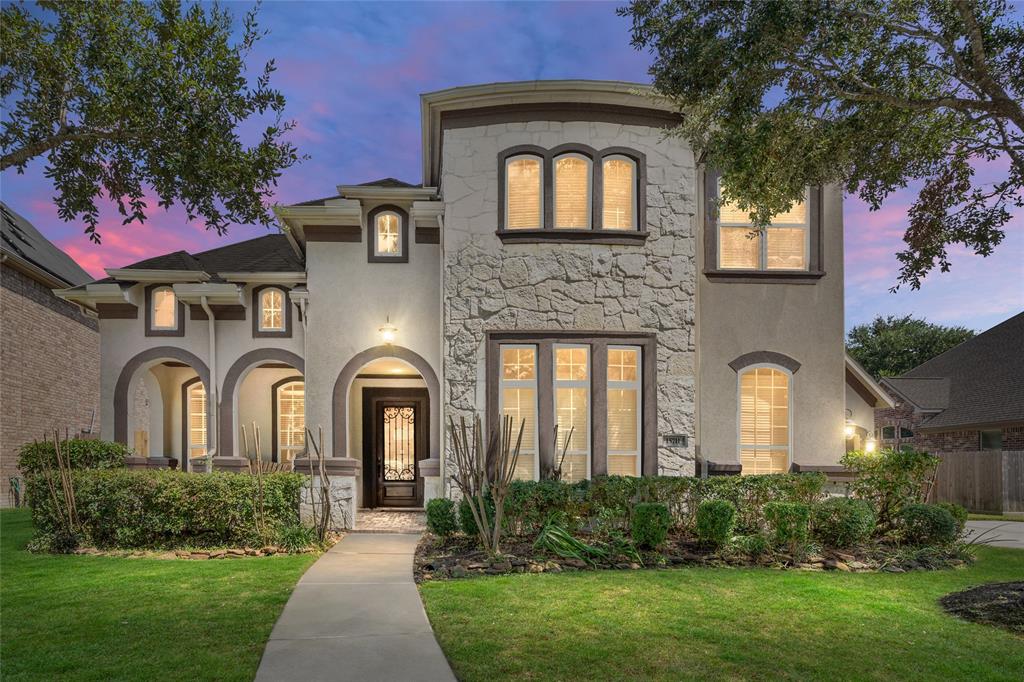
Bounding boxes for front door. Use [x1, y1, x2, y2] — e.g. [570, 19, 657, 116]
[362, 388, 428, 508]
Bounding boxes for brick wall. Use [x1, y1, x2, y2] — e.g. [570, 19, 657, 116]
[916, 429, 980, 453]
[1003, 425, 1024, 450]
[0, 264, 99, 506]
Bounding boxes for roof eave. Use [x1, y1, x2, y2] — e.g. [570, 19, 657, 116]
[217, 271, 307, 285]
[105, 268, 211, 283]
[845, 354, 896, 408]
[336, 185, 438, 201]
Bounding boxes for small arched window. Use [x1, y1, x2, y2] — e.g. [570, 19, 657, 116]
[258, 287, 285, 332]
[375, 211, 402, 257]
[602, 156, 636, 230]
[505, 155, 543, 229]
[276, 380, 305, 463]
[738, 365, 791, 474]
[151, 286, 177, 330]
[553, 153, 591, 229]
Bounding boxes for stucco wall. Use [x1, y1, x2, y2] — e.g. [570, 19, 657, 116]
[236, 367, 304, 460]
[440, 121, 698, 475]
[696, 184, 846, 467]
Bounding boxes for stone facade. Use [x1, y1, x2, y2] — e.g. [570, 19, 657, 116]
[441, 121, 697, 475]
[1, 264, 100, 506]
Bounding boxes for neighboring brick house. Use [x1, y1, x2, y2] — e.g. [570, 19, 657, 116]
[876, 312, 1024, 453]
[1, 202, 100, 506]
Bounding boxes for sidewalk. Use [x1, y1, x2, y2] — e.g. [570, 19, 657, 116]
[966, 520, 1024, 549]
[255, 533, 456, 682]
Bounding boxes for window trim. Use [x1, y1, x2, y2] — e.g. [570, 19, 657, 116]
[251, 285, 292, 338]
[498, 145, 547, 232]
[181, 377, 207, 471]
[366, 204, 409, 263]
[607, 344, 643, 477]
[256, 287, 287, 334]
[703, 169, 824, 282]
[736, 363, 794, 475]
[271, 376, 305, 463]
[552, 153, 593, 230]
[979, 429, 1002, 451]
[601, 154, 638, 231]
[145, 284, 184, 337]
[497, 343, 541, 481]
[553, 343, 592, 481]
[486, 331, 657, 479]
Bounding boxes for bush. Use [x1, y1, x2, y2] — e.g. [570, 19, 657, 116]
[734, 533, 770, 558]
[696, 473, 826, 534]
[937, 502, 968, 535]
[276, 524, 317, 553]
[900, 503, 958, 546]
[503, 479, 588, 535]
[631, 502, 670, 549]
[18, 438, 130, 476]
[459, 495, 494, 537]
[841, 448, 939, 532]
[812, 497, 876, 548]
[26, 469, 306, 549]
[764, 502, 811, 552]
[696, 499, 736, 548]
[426, 498, 458, 537]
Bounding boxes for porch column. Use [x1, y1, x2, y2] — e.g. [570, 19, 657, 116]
[294, 456, 361, 529]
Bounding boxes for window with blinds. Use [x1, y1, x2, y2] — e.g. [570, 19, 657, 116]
[375, 212, 402, 256]
[602, 157, 635, 230]
[718, 182, 809, 271]
[739, 366, 790, 474]
[152, 287, 177, 329]
[607, 346, 641, 476]
[554, 155, 591, 229]
[187, 382, 207, 464]
[277, 381, 305, 463]
[505, 156, 542, 229]
[259, 288, 285, 331]
[554, 345, 590, 482]
[499, 345, 539, 480]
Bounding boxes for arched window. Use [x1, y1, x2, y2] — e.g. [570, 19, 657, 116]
[276, 380, 305, 463]
[375, 211, 402, 257]
[151, 286, 177, 330]
[553, 153, 591, 229]
[505, 155, 543, 229]
[602, 156, 636, 230]
[186, 380, 207, 468]
[738, 365, 791, 474]
[258, 288, 285, 332]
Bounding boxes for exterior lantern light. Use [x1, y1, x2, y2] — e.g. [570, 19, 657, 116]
[379, 316, 397, 344]
[844, 420, 855, 439]
[865, 435, 877, 453]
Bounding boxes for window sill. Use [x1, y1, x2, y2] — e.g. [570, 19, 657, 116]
[496, 229, 649, 245]
[703, 269, 825, 284]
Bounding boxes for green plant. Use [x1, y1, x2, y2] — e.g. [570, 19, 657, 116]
[900, 503, 958, 546]
[534, 519, 608, 565]
[18, 438, 129, 475]
[841, 448, 939, 533]
[276, 524, 317, 553]
[426, 498, 458, 537]
[734, 533, 771, 559]
[631, 502, 670, 549]
[812, 497, 876, 548]
[502, 479, 588, 536]
[459, 495, 494, 536]
[764, 502, 810, 555]
[696, 499, 736, 548]
[936, 502, 968, 536]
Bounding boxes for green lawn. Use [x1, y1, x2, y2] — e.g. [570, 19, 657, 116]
[0, 509, 316, 681]
[421, 546, 1024, 681]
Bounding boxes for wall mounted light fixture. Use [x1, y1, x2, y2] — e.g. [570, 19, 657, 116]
[379, 315, 397, 344]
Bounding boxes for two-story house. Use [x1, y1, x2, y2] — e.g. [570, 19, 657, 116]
[56, 81, 890, 520]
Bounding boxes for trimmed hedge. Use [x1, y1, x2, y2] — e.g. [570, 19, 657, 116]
[696, 499, 736, 548]
[631, 502, 670, 549]
[27, 469, 306, 549]
[812, 497, 876, 548]
[18, 439, 129, 476]
[764, 502, 810, 552]
[426, 498, 458, 537]
[900, 503, 959, 546]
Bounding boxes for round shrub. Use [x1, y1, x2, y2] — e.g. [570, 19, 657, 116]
[696, 499, 736, 548]
[812, 497, 876, 548]
[936, 502, 968, 535]
[18, 438, 130, 475]
[764, 502, 811, 551]
[631, 502, 670, 549]
[734, 533, 770, 558]
[458, 495, 494, 537]
[426, 498, 458, 537]
[900, 503, 958, 546]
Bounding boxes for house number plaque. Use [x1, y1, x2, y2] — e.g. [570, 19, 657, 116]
[663, 434, 688, 448]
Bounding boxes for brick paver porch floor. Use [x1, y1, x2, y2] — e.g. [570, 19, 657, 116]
[353, 509, 427, 534]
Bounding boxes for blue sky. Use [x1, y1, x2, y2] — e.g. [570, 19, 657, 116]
[1, 1, 1021, 332]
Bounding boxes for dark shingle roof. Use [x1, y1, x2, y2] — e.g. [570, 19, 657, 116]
[0, 202, 92, 286]
[881, 377, 950, 411]
[291, 194, 342, 207]
[119, 233, 302, 276]
[895, 312, 1024, 430]
[357, 177, 421, 188]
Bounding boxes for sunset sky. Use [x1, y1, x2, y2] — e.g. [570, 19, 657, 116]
[2, 1, 1021, 333]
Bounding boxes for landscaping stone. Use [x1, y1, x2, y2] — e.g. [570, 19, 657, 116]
[210, 549, 227, 559]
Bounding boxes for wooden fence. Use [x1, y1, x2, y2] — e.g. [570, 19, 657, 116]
[929, 450, 1024, 514]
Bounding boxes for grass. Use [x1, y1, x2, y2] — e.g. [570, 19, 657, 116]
[421, 546, 1024, 681]
[970, 513, 1023, 522]
[0, 509, 316, 681]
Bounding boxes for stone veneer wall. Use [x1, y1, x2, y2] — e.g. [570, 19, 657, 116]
[441, 121, 697, 475]
[1, 264, 99, 506]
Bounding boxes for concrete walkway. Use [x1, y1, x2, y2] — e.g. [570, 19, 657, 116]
[255, 533, 456, 682]
[966, 520, 1024, 549]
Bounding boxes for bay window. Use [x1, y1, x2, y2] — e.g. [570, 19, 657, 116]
[738, 365, 791, 474]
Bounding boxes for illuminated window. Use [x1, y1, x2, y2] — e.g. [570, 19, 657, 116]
[499, 345, 539, 480]
[187, 381, 207, 465]
[607, 346, 641, 476]
[505, 156, 543, 229]
[151, 287, 177, 329]
[553, 154, 591, 229]
[739, 366, 791, 474]
[554, 345, 590, 482]
[277, 381, 305, 463]
[602, 156, 636, 230]
[259, 288, 285, 332]
[375, 212, 402, 256]
[718, 181, 809, 271]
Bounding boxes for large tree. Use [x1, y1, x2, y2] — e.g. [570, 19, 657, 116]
[622, 0, 1023, 289]
[846, 315, 975, 378]
[1, 0, 299, 241]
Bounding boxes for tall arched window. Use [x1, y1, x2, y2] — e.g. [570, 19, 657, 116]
[186, 380, 207, 469]
[738, 365, 791, 474]
[505, 155, 543, 229]
[276, 380, 305, 463]
[374, 211, 402, 256]
[258, 287, 285, 332]
[553, 154, 591, 229]
[602, 156, 636, 230]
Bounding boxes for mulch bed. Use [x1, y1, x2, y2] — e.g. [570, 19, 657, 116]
[940, 582, 1024, 633]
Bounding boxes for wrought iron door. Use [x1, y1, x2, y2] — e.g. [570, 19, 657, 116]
[370, 395, 426, 507]
[382, 406, 416, 482]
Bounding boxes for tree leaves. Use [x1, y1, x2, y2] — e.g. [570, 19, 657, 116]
[845, 314, 976, 378]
